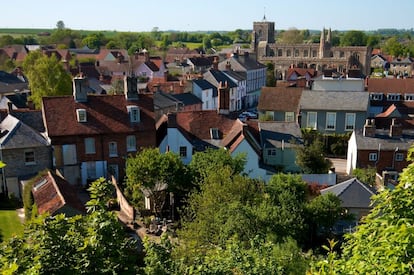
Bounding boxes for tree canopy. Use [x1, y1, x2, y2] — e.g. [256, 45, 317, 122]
[22, 50, 72, 108]
[295, 139, 332, 174]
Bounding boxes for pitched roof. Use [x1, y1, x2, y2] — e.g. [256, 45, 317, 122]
[193, 78, 218, 93]
[218, 53, 266, 72]
[203, 69, 238, 88]
[0, 114, 49, 149]
[171, 93, 202, 106]
[154, 91, 180, 109]
[367, 78, 414, 94]
[259, 121, 303, 149]
[258, 86, 303, 112]
[320, 178, 376, 209]
[173, 111, 238, 149]
[188, 56, 212, 67]
[32, 170, 85, 216]
[299, 90, 369, 111]
[10, 109, 45, 133]
[42, 94, 155, 137]
[354, 129, 414, 151]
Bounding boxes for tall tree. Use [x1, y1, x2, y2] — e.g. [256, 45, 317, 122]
[310, 145, 414, 274]
[124, 148, 189, 216]
[56, 20, 65, 30]
[340, 30, 367, 46]
[295, 139, 332, 174]
[22, 51, 72, 108]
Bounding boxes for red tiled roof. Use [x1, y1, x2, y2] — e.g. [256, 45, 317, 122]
[376, 104, 398, 118]
[367, 78, 414, 94]
[286, 68, 316, 80]
[42, 94, 155, 137]
[175, 110, 237, 140]
[258, 86, 303, 112]
[32, 171, 85, 215]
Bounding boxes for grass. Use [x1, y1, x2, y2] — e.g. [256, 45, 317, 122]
[0, 209, 23, 241]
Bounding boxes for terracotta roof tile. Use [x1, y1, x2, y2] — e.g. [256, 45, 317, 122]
[42, 94, 155, 137]
[367, 78, 414, 94]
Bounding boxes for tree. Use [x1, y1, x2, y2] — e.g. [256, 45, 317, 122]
[310, 145, 414, 274]
[188, 148, 246, 185]
[0, 178, 139, 274]
[124, 148, 189, 216]
[0, 35, 14, 47]
[295, 139, 332, 174]
[340, 30, 367, 46]
[266, 62, 276, 87]
[352, 167, 376, 187]
[56, 20, 65, 30]
[23, 51, 72, 108]
[383, 36, 408, 57]
[279, 28, 304, 44]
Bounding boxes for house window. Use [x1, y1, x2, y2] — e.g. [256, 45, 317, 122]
[303, 50, 308, 57]
[277, 49, 282, 56]
[267, 148, 276, 156]
[285, 112, 295, 122]
[369, 153, 377, 162]
[294, 49, 299, 57]
[108, 164, 119, 181]
[179, 146, 187, 157]
[405, 94, 414, 101]
[312, 50, 317, 57]
[76, 109, 87, 122]
[109, 142, 118, 157]
[326, 112, 336, 130]
[127, 106, 140, 123]
[370, 93, 383, 101]
[345, 113, 356, 131]
[126, 135, 136, 152]
[340, 51, 345, 58]
[387, 93, 401, 101]
[307, 112, 317, 129]
[86, 161, 96, 179]
[395, 153, 404, 161]
[24, 150, 35, 165]
[85, 138, 96, 154]
[210, 128, 220, 139]
[286, 49, 291, 57]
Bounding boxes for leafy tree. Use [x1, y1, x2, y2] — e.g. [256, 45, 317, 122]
[86, 177, 115, 213]
[22, 51, 72, 108]
[0, 35, 15, 47]
[383, 36, 408, 57]
[279, 28, 304, 44]
[352, 167, 376, 187]
[310, 145, 414, 274]
[266, 62, 276, 87]
[56, 20, 65, 30]
[340, 30, 367, 46]
[295, 139, 332, 174]
[188, 148, 246, 185]
[0, 178, 139, 274]
[124, 148, 188, 216]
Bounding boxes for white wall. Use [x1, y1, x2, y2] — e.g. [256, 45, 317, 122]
[159, 128, 193, 164]
[312, 78, 365, 92]
[346, 131, 358, 175]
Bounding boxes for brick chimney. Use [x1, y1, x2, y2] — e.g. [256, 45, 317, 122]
[212, 56, 219, 70]
[389, 118, 402, 138]
[124, 75, 138, 101]
[363, 119, 376, 137]
[73, 75, 88, 102]
[217, 81, 230, 115]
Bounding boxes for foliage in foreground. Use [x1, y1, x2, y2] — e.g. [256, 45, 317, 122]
[310, 146, 414, 274]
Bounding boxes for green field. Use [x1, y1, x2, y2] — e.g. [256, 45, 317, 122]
[0, 210, 23, 241]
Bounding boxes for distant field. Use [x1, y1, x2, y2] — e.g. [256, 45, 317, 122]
[0, 210, 23, 240]
[0, 28, 120, 38]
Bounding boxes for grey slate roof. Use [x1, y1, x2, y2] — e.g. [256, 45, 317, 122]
[354, 129, 414, 151]
[320, 178, 376, 209]
[0, 114, 49, 149]
[171, 93, 202, 106]
[154, 91, 180, 109]
[259, 122, 303, 149]
[218, 54, 266, 72]
[299, 90, 369, 111]
[203, 69, 238, 88]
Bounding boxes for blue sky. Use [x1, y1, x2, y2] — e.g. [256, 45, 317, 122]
[1, 0, 413, 32]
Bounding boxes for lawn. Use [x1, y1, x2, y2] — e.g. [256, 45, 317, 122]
[0, 210, 23, 241]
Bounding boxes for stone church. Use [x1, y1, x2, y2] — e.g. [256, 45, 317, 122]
[252, 17, 372, 79]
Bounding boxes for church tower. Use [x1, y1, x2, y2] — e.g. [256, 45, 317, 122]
[252, 13, 275, 52]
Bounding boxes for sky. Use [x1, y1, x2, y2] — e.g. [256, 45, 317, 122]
[1, 0, 413, 32]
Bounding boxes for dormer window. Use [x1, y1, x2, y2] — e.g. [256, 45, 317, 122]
[405, 93, 414, 101]
[127, 106, 140, 123]
[387, 93, 401, 101]
[370, 93, 383, 101]
[210, 128, 220, 139]
[76, 109, 87, 122]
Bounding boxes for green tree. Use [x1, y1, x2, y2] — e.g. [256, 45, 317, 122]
[295, 139, 332, 174]
[383, 36, 408, 57]
[340, 30, 367, 46]
[22, 51, 72, 108]
[279, 28, 304, 44]
[188, 148, 246, 185]
[56, 20, 65, 30]
[310, 145, 414, 274]
[0, 35, 15, 47]
[124, 148, 188, 216]
[266, 62, 276, 87]
[352, 167, 376, 187]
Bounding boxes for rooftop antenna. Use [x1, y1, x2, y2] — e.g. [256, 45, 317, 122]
[262, 7, 266, 21]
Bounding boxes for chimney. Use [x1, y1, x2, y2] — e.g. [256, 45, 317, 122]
[212, 56, 219, 70]
[225, 61, 231, 70]
[217, 81, 230, 115]
[73, 76, 88, 102]
[124, 75, 138, 101]
[389, 118, 402, 138]
[167, 113, 177, 128]
[363, 119, 376, 137]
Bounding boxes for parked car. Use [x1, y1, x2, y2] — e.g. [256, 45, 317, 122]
[238, 111, 258, 122]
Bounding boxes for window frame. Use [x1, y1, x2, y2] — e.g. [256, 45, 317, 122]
[369, 152, 377, 162]
[127, 106, 140, 123]
[395, 152, 404, 161]
[345, 113, 356, 131]
[126, 135, 137, 152]
[76, 109, 87, 122]
[109, 142, 118, 157]
[84, 137, 96, 154]
[267, 148, 276, 156]
[285, 111, 295, 122]
[179, 146, 187, 158]
[24, 150, 36, 165]
[326, 112, 336, 130]
[307, 112, 317, 129]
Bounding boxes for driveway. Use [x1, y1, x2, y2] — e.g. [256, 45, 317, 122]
[328, 158, 347, 175]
